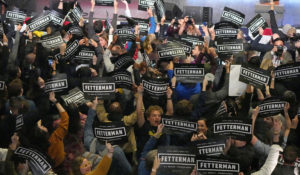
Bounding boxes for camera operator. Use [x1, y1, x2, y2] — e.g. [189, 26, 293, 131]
[178, 16, 201, 36]
[167, 17, 181, 38]
[260, 38, 293, 70]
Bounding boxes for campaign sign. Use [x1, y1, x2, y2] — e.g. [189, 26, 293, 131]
[174, 63, 205, 83]
[15, 147, 52, 175]
[157, 42, 185, 60]
[158, 146, 196, 175]
[239, 64, 270, 89]
[74, 46, 95, 64]
[115, 27, 135, 46]
[15, 114, 24, 131]
[197, 156, 240, 175]
[275, 62, 300, 81]
[195, 139, 226, 156]
[138, 0, 156, 11]
[154, 0, 165, 21]
[66, 5, 82, 24]
[171, 38, 193, 54]
[55, 39, 80, 61]
[114, 54, 135, 71]
[45, 73, 68, 93]
[94, 121, 128, 145]
[67, 25, 84, 36]
[133, 18, 149, 36]
[26, 12, 52, 31]
[258, 97, 286, 118]
[49, 10, 65, 26]
[162, 117, 197, 135]
[82, 77, 115, 100]
[61, 87, 86, 106]
[215, 101, 227, 117]
[214, 21, 239, 40]
[221, 7, 245, 27]
[213, 117, 252, 141]
[142, 77, 168, 98]
[180, 35, 204, 46]
[246, 14, 268, 38]
[6, 9, 26, 24]
[216, 39, 244, 59]
[41, 32, 64, 49]
[110, 70, 133, 89]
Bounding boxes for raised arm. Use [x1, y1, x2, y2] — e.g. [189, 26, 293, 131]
[112, 0, 118, 30]
[136, 85, 145, 128]
[165, 87, 173, 116]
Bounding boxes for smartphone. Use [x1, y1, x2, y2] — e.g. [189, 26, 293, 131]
[48, 59, 53, 66]
[202, 22, 207, 26]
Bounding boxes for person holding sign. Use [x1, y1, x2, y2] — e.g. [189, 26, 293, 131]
[84, 97, 132, 175]
[136, 84, 173, 159]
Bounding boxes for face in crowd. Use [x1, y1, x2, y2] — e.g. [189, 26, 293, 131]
[147, 110, 162, 127]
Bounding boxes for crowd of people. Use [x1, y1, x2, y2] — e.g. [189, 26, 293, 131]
[0, 0, 300, 174]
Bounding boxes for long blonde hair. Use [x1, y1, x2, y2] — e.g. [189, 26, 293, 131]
[143, 34, 156, 54]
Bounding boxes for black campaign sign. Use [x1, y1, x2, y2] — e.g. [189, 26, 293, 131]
[180, 35, 204, 46]
[162, 117, 197, 135]
[114, 54, 135, 71]
[142, 77, 168, 98]
[0, 81, 4, 91]
[49, 10, 64, 26]
[221, 7, 245, 27]
[275, 62, 300, 81]
[197, 156, 240, 175]
[94, 121, 127, 145]
[138, 0, 156, 11]
[55, 39, 80, 61]
[157, 42, 185, 60]
[111, 70, 133, 89]
[217, 39, 244, 59]
[26, 12, 52, 31]
[41, 32, 63, 49]
[61, 87, 86, 106]
[154, 0, 165, 21]
[158, 146, 196, 175]
[171, 38, 193, 54]
[6, 10, 26, 23]
[15, 114, 24, 131]
[74, 46, 95, 64]
[82, 77, 115, 100]
[247, 14, 267, 38]
[66, 5, 82, 24]
[15, 147, 51, 175]
[215, 101, 227, 117]
[174, 64, 205, 83]
[213, 117, 252, 141]
[239, 65, 270, 89]
[258, 98, 286, 117]
[196, 139, 226, 156]
[214, 21, 238, 40]
[45, 73, 68, 93]
[115, 27, 135, 46]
